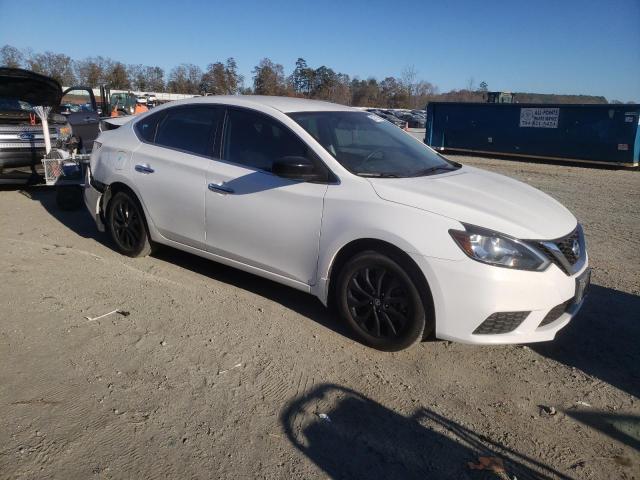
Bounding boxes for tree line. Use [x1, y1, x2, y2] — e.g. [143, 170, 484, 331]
[1, 44, 616, 107]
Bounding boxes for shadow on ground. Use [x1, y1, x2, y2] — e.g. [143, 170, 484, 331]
[15, 186, 114, 246]
[563, 409, 640, 452]
[533, 285, 640, 399]
[18, 187, 355, 341]
[17, 188, 640, 398]
[152, 246, 357, 341]
[281, 383, 572, 480]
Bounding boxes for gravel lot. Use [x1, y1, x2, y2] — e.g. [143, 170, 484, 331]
[1, 154, 638, 479]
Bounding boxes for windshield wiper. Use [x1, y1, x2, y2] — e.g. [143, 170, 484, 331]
[357, 172, 401, 178]
[410, 165, 457, 177]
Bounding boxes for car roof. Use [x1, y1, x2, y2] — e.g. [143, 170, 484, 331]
[164, 95, 358, 114]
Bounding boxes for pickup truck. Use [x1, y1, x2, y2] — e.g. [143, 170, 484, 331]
[0, 68, 100, 174]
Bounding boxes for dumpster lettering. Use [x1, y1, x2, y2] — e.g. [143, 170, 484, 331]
[519, 108, 559, 128]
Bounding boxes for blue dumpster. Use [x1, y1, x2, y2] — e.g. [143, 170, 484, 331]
[425, 103, 640, 167]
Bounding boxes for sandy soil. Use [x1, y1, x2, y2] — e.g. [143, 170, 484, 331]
[0, 155, 638, 479]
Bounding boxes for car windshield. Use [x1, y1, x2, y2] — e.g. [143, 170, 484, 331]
[288, 111, 458, 177]
[0, 97, 33, 112]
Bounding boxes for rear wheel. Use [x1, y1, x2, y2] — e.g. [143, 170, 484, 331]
[336, 251, 427, 351]
[107, 191, 152, 257]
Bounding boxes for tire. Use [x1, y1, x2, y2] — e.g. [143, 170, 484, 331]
[336, 250, 427, 351]
[107, 191, 153, 258]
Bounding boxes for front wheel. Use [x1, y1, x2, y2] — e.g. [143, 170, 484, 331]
[107, 191, 153, 257]
[336, 251, 427, 351]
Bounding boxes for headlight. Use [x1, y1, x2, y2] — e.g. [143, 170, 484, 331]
[449, 224, 549, 271]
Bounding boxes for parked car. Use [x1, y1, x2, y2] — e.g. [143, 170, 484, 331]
[393, 111, 425, 128]
[0, 68, 100, 172]
[366, 109, 406, 128]
[85, 96, 589, 351]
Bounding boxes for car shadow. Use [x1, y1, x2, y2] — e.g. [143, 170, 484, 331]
[281, 383, 573, 479]
[15, 186, 355, 341]
[563, 409, 640, 452]
[150, 246, 357, 341]
[14, 187, 640, 395]
[533, 285, 640, 399]
[15, 186, 116, 248]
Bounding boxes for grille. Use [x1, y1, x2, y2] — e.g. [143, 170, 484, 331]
[473, 311, 530, 335]
[537, 227, 581, 275]
[537, 243, 564, 272]
[0, 126, 59, 149]
[556, 229, 579, 264]
[539, 300, 571, 327]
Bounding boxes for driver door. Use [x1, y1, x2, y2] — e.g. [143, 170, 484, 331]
[205, 108, 328, 286]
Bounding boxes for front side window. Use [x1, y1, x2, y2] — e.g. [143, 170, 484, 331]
[222, 108, 313, 172]
[154, 106, 220, 156]
[289, 111, 459, 177]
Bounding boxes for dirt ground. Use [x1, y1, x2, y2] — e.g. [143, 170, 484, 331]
[1, 155, 638, 480]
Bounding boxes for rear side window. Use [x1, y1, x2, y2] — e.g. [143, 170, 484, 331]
[222, 108, 312, 171]
[135, 112, 163, 142]
[154, 106, 221, 156]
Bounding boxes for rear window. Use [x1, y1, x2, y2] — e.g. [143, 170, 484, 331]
[134, 112, 163, 142]
[153, 106, 221, 156]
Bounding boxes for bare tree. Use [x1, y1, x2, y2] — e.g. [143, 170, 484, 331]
[465, 77, 476, 92]
[127, 64, 147, 90]
[144, 66, 165, 92]
[401, 65, 418, 107]
[27, 51, 76, 85]
[75, 56, 110, 87]
[167, 63, 203, 94]
[105, 62, 130, 89]
[0, 44, 23, 68]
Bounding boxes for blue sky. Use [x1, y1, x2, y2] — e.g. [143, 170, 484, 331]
[1, 0, 638, 101]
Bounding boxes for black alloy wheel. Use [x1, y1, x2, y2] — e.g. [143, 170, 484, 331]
[337, 251, 427, 351]
[108, 191, 152, 257]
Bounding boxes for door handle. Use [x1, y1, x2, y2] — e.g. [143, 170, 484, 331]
[135, 164, 154, 174]
[208, 183, 234, 194]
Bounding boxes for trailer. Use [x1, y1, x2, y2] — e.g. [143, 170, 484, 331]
[424, 102, 640, 167]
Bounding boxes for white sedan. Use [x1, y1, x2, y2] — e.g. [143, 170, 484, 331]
[84, 96, 590, 351]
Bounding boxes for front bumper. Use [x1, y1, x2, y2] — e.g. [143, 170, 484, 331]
[411, 252, 589, 344]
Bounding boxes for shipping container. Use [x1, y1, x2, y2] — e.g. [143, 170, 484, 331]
[424, 102, 640, 167]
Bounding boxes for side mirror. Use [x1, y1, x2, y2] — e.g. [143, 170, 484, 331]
[272, 156, 324, 181]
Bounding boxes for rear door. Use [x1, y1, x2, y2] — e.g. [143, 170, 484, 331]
[60, 87, 100, 151]
[132, 105, 222, 249]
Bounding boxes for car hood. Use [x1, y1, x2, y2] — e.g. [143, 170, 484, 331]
[368, 165, 576, 240]
[0, 68, 62, 108]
